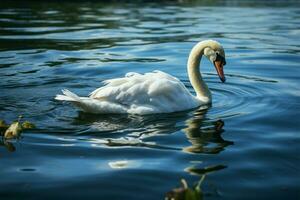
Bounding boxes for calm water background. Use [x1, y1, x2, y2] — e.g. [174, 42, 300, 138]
[0, 0, 299, 199]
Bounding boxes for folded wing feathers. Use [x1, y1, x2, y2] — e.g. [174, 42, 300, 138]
[89, 71, 187, 102]
[55, 70, 197, 114]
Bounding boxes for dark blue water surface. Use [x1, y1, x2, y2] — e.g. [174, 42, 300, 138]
[0, 1, 299, 199]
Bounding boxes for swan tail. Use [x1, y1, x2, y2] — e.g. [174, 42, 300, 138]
[55, 89, 81, 102]
[55, 89, 128, 114]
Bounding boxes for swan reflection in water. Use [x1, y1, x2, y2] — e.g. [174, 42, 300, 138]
[73, 106, 233, 154]
[75, 107, 232, 200]
[182, 109, 233, 154]
[0, 107, 233, 158]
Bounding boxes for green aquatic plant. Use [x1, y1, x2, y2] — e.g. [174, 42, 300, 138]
[165, 175, 205, 200]
[4, 116, 23, 140]
[0, 116, 35, 140]
[22, 121, 36, 129]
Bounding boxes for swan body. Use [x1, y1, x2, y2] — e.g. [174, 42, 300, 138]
[55, 40, 226, 115]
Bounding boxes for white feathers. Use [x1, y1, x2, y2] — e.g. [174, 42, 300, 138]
[55, 40, 226, 114]
[55, 89, 80, 101]
[55, 70, 201, 114]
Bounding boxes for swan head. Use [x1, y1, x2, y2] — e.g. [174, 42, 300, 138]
[203, 40, 227, 82]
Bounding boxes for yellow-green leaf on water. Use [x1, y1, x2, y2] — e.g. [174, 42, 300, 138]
[165, 179, 187, 200]
[22, 121, 35, 129]
[184, 188, 201, 200]
[165, 176, 205, 200]
[165, 178, 204, 200]
[4, 121, 23, 139]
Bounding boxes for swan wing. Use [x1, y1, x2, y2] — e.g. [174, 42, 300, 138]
[89, 71, 199, 114]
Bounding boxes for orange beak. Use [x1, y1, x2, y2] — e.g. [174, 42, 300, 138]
[214, 60, 226, 83]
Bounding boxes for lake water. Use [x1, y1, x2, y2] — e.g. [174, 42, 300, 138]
[0, 1, 299, 199]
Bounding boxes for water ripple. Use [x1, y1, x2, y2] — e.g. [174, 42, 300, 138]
[1, 2, 300, 200]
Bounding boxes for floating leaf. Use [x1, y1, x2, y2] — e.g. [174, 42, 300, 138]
[165, 177, 205, 200]
[4, 121, 23, 140]
[22, 121, 36, 129]
[1, 116, 35, 140]
[165, 179, 186, 200]
[185, 188, 201, 200]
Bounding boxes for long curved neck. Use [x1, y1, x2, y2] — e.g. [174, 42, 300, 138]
[187, 41, 212, 103]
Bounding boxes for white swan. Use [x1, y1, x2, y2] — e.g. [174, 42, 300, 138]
[55, 40, 226, 114]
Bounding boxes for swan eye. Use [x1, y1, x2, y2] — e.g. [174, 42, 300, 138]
[216, 53, 226, 66]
